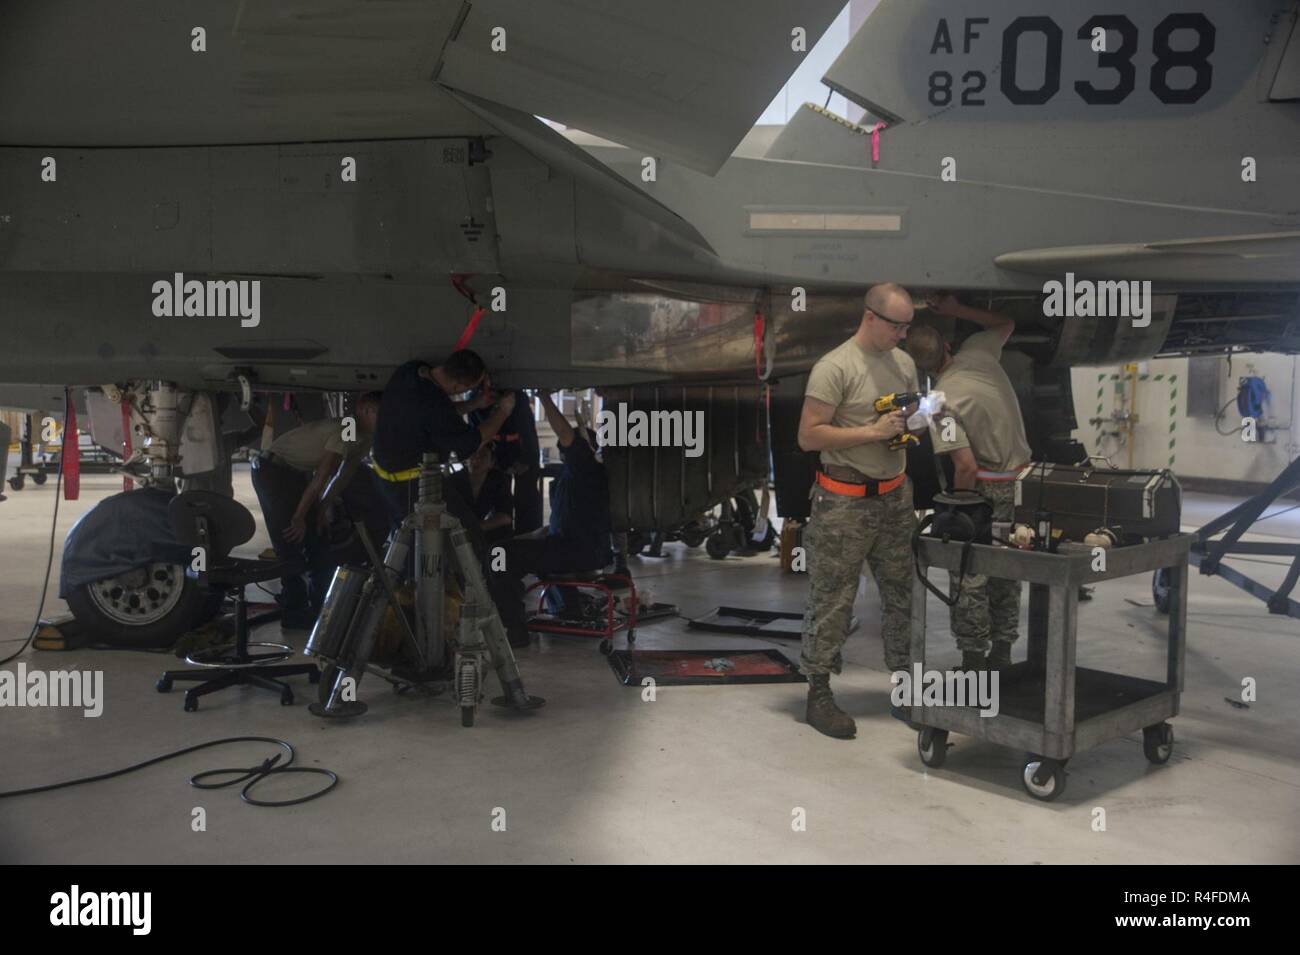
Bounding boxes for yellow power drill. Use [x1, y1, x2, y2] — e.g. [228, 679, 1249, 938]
[873, 391, 922, 450]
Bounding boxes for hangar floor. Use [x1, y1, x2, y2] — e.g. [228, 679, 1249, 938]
[2, 467, 1298, 864]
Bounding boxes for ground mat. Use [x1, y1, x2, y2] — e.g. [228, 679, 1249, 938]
[606, 648, 805, 686]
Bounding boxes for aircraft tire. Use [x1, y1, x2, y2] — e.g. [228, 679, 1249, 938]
[66, 563, 217, 649]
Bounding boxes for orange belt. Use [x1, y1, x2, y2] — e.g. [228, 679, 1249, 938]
[816, 470, 905, 498]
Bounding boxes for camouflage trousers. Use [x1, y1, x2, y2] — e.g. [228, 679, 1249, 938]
[801, 478, 915, 675]
[949, 479, 1021, 653]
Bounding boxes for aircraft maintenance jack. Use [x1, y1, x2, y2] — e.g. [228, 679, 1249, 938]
[1155, 453, 1300, 619]
[306, 453, 544, 725]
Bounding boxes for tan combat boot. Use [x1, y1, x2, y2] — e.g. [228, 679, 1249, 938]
[806, 673, 856, 739]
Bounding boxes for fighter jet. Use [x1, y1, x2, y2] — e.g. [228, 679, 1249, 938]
[1, 0, 1297, 642]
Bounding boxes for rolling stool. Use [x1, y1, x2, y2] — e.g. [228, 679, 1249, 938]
[524, 571, 638, 655]
[156, 491, 320, 711]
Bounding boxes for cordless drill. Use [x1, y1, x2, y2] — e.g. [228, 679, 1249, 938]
[873, 391, 923, 450]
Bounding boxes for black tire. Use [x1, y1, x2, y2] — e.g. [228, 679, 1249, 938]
[1152, 568, 1171, 615]
[32, 471, 47, 486]
[1142, 723, 1174, 764]
[706, 533, 730, 560]
[918, 728, 949, 768]
[66, 563, 215, 649]
[1022, 758, 1067, 801]
[599, 639, 612, 655]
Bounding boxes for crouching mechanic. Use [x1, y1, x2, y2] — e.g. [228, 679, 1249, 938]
[370, 349, 530, 648]
[797, 283, 920, 740]
[907, 295, 1031, 671]
[250, 392, 383, 629]
[501, 390, 613, 583]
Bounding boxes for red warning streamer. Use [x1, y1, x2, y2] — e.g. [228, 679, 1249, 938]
[63, 397, 80, 501]
[455, 305, 487, 351]
[753, 309, 766, 379]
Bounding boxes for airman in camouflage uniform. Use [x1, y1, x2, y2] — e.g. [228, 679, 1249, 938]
[908, 295, 1032, 670]
[798, 283, 920, 739]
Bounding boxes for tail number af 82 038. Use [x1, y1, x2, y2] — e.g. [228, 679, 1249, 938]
[927, 13, 1215, 108]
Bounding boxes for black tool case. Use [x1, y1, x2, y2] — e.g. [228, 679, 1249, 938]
[1014, 463, 1181, 541]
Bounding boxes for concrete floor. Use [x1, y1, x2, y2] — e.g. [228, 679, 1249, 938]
[2, 465, 1298, 863]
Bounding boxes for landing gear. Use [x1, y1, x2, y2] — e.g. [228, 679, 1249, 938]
[68, 561, 218, 648]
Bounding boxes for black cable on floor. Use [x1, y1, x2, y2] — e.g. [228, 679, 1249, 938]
[2, 390, 68, 667]
[0, 736, 338, 808]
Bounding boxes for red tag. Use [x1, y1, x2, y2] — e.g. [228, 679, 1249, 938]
[753, 310, 765, 379]
[63, 401, 80, 501]
[455, 305, 487, 350]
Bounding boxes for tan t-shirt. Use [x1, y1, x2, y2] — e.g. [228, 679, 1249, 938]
[268, 418, 372, 474]
[805, 338, 919, 479]
[931, 329, 1031, 471]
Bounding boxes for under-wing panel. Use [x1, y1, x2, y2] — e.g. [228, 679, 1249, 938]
[437, 0, 844, 174]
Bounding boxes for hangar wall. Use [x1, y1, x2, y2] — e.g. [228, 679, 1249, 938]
[1071, 353, 1300, 485]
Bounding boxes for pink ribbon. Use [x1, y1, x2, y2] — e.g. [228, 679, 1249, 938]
[870, 122, 888, 163]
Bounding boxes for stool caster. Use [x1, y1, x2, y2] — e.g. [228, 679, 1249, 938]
[280, 688, 294, 706]
[1022, 756, 1067, 801]
[1142, 723, 1174, 764]
[156, 677, 172, 693]
[917, 728, 949, 768]
[183, 695, 199, 713]
[598, 639, 612, 655]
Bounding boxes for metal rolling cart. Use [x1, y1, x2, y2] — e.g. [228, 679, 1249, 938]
[910, 534, 1191, 801]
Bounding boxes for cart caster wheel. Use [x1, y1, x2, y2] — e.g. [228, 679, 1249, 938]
[280, 689, 294, 706]
[917, 728, 949, 768]
[598, 639, 612, 655]
[1142, 723, 1174, 764]
[183, 697, 199, 713]
[461, 706, 475, 728]
[7, 475, 22, 491]
[1152, 568, 1171, 615]
[32, 472, 47, 486]
[626, 630, 636, 646]
[1023, 757, 1067, 801]
[705, 533, 730, 560]
[156, 677, 172, 693]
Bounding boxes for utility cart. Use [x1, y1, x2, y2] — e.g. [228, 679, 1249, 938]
[910, 535, 1191, 801]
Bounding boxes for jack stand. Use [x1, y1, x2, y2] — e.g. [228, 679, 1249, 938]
[308, 453, 543, 723]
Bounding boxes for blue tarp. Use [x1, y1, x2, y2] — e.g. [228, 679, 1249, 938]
[59, 488, 192, 596]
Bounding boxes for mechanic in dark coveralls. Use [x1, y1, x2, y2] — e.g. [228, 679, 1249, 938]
[502, 391, 613, 580]
[369, 349, 530, 647]
[469, 394, 543, 534]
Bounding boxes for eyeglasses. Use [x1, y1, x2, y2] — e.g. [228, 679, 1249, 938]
[869, 309, 912, 330]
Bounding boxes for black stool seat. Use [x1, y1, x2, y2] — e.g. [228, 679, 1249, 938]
[156, 491, 319, 712]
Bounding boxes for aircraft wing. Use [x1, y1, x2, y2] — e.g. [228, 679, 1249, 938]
[995, 232, 1300, 283]
[1, 0, 843, 174]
